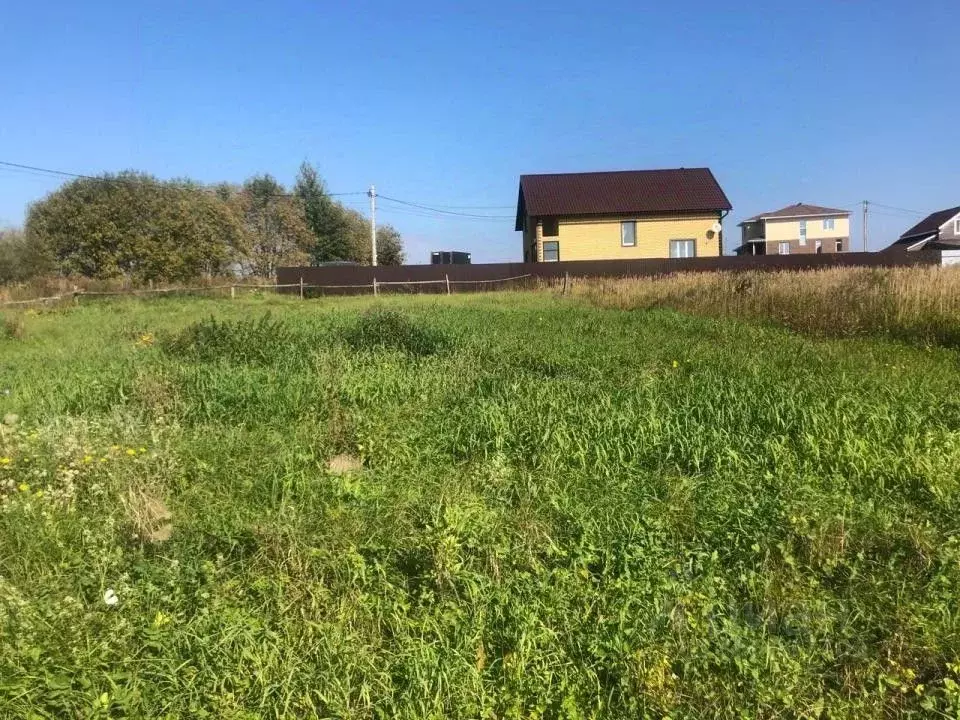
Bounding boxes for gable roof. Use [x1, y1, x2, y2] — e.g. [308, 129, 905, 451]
[898, 206, 960, 241]
[740, 203, 850, 224]
[515, 168, 731, 230]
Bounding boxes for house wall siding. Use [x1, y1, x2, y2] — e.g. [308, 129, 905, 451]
[765, 237, 846, 255]
[939, 213, 960, 242]
[535, 213, 721, 261]
[765, 216, 851, 243]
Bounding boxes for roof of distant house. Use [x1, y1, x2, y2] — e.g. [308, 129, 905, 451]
[515, 168, 731, 230]
[897, 206, 960, 241]
[740, 203, 851, 224]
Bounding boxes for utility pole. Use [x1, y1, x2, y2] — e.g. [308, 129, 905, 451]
[368, 184, 378, 266]
[862, 200, 868, 252]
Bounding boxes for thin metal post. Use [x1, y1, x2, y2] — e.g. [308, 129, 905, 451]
[445, 274, 450, 295]
[299, 277, 304, 300]
[373, 277, 378, 297]
[230, 285, 235, 300]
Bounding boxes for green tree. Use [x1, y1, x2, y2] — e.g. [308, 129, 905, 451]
[294, 162, 350, 263]
[0, 228, 53, 282]
[25, 172, 243, 281]
[376, 224, 406, 266]
[230, 174, 314, 277]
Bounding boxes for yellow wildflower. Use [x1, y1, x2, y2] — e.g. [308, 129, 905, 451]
[34, 490, 43, 498]
[139, 447, 147, 454]
[125, 448, 136, 457]
[18, 483, 30, 493]
[83, 455, 94, 464]
[0, 457, 11, 465]
[672, 360, 679, 368]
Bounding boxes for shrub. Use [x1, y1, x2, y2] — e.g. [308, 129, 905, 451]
[0, 228, 53, 283]
[342, 309, 447, 356]
[161, 313, 310, 366]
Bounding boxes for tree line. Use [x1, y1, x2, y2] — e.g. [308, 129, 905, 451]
[0, 162, 403, 283]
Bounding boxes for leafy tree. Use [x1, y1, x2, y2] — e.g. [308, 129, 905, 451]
[25, 172, 243, 281]
[376, 224, 406, 266]
[0, 228, 53, 282]
[227, 175, 314, 277]
[294, 162, 351, 263]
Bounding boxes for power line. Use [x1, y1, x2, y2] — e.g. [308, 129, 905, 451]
[868, 202, 928, 216]
[378, 194, 514, 219]
[0, 159, 364, 198]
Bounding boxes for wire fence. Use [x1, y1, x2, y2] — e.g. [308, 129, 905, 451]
[0, 274, 535, 307]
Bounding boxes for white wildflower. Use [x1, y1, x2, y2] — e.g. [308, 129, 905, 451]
[103, 588, 119, 606]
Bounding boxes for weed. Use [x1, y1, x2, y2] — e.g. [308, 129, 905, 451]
[342, 308, 447, 356]
[1, 289, 959, 717]
[1, 312, 25, 340]
[160, 313, 311, 366]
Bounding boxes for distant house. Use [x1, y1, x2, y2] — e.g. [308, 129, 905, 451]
[882, 206, 960, 266]
[515, 168, 732, 262]
[734, 203, 851, 256]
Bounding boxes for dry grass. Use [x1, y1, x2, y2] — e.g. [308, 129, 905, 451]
[327, 453, 363, 475]
[572, 265, 960, 346]
[123, 483, 173, 544]
[0, 275, 268, 304]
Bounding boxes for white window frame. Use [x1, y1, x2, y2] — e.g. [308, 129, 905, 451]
[815, 240, 822, 254]
[954, 217, 960, 235]
[621, 221, 636, 247]
[823, 218, 835, 231]
[669, 239, 696, 259]
[835, 239, 843, 252]
[542, 240, 559, 262]
[798, 219, 807, 245]
[778, 242, 791, 255]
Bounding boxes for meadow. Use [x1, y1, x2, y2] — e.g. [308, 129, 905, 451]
[1, 280, 960, 718]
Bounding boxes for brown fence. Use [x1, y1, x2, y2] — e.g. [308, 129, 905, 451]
[277, 251, 935, 296]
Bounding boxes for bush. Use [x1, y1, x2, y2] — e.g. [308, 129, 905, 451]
[161, 314, 310, 366]
[0, 228, 52, 283]
[342, 309, 447, 356]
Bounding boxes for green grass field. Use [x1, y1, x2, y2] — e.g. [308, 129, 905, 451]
[2, 291, 960, 718]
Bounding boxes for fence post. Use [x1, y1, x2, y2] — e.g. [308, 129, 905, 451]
[299, 277, 304, 300]
[445, 274, 450, 295]
[562, 272, 569, 295]
[230, 285, 235, 300]
[373, 278, 379, 297]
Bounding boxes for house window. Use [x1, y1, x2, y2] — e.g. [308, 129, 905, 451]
[669, 239, 696, 258]
[542, 218, 559, 237]
[835, 239, 843, 252]
[815, 240, 822, 254]
[542, 240, 559, 262]
[779, 242, 791, 255]
[823, 218, 835, 231]
[954, 218, 960, 235]
[621, 221, 636, 247]
[798, 219, 807, 246]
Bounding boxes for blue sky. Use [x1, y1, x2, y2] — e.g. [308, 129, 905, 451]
[1, 1, 956, 262]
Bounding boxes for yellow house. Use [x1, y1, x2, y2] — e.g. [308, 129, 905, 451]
[735, 203, 851, 255]
[515, 168, 732, 262]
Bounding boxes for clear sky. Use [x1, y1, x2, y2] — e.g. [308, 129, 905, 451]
[1, 1, 957, 262]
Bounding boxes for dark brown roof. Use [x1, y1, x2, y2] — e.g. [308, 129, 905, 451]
[898, 206, 960, 240]
[740, 203, 850, 224]
[515, 168, 731, 230]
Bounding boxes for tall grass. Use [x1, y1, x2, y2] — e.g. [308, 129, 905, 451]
[1, 292, 960, 717]
[573, 264, 960, 347]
